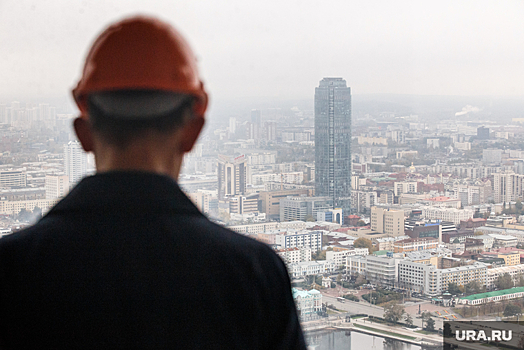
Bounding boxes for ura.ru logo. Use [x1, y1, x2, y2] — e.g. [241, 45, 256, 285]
[456, 330, 512, 342]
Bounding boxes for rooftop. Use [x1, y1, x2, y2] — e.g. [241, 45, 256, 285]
[460, 286, 524, 301]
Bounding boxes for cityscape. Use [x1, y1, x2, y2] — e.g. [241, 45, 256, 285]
[2, 76, 524, 348]
[3, 1, 524, 349]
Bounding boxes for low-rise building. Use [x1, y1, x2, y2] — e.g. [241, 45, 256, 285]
[292, 288, 322, 320]
[398, 260, 487, 296]
[486, 264, 524, 291]
[488, 233, 518, 248]
[458, 287, 524, 306]
[326, 248, 369, 268]
[393, 237, 439, 253]
[276, 247, 312, 265]
[289, 260, 335, 277]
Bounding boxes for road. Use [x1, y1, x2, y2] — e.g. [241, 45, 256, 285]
[322, 294, 443, 329]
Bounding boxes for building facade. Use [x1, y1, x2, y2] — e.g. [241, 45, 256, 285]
[314, 77, 352, 209]
[217, 154, 247, 200]
[64, 140, 88, 185]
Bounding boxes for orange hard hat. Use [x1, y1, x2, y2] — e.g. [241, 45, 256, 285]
[72, 16, 208, 118]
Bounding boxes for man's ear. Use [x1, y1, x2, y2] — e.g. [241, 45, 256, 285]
[73, 117, 95, 152]
[179, 117, 205, 153]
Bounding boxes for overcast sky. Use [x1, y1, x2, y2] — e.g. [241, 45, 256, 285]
[1, 0, 523, 104]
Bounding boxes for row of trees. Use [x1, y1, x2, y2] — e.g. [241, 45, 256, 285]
[383, 301, 435, 331]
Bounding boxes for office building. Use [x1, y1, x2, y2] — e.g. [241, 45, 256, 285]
[217, 154, 247, 200]
[314, 77, 352, 209]
[371, 206, 405, 236]
[64, 141, 88, 185]
[280, 196, 333, 222]
[229, 194, 258, 214]
[259, 189, 310, 220]
[0, 169, 27, 188]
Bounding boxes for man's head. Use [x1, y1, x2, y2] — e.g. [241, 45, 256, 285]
[72, 16, 208, 175]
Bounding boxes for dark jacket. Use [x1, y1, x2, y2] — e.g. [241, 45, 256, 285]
[0, 172, 306, 349]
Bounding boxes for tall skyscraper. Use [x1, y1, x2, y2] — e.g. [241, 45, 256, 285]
[64, 141, 88, 185]
[315, 77, 352, 209]
[217, 155, 247, 200]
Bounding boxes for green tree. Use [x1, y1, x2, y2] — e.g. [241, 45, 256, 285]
[496, 273, 514, 290]
[447, 283, 462, 295]
[404, 313, 413, 326]
[516, 199, 523, 212]
[425, 317, 435, 332]
[465, 280, 483, 294]
[517, 274, 524, 287]
[356, 220, 366, 226]
[305, 215, 315, 222]
[504, 304, 521, 317]
[353, 237, 375, 253]
[355, 274, 366, 287]
[383, 301, 405, 324]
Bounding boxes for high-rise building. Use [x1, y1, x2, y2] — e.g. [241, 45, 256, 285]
[314, 77, 352, 209]
[217, 155, 247, 200]
[64, 141, 88, 185]
[45, 174, 69, 200]
[493, 171, 524, 203]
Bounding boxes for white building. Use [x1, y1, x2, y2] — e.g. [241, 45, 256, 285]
[64, 141, 88, 185]
[251, 172, 303, 185]
[422, 207, 474, 225]
[276, 247, 312, 265]
[289, 260, 335, 277]
[398, 260, 487, 296]
[326, 248, 369, 268]
[275, 230, 323, 251]
[292, 288, 322, 319]
[488, 233, 518, 248]
[45, 174, 69, 200]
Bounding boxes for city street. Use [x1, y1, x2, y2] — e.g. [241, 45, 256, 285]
[322, 294, 444, 329]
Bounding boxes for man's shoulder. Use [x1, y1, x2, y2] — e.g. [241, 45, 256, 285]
[187, 217, 283, 264]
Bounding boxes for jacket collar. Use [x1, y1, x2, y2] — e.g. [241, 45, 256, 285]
[47, 171, 203, 216]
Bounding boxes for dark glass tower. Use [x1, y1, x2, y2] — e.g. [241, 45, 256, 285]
[315, 77, 352, 209]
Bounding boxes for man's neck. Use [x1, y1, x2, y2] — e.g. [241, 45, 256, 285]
[93, 142, 183, 180]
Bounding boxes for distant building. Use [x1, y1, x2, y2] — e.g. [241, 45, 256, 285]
[292, 288, 323, 320]
[477, 126, 490, 140]
[280, 196, 333, 222]
[0, 169, 27, 188]
[314, 77, 352, 209]
[217, 154, 247, 200]
[492, 172, 524, 203]
[393, 237, 439, 253]
[482, 148, 502, 165]
[316, 208, 343, 224]
[259, 189, 310, 220]
[64, 140, 88, 185]
[45, 174, 69, 200]
[229, 194, 258, 214]
[371, 206, 405, 236]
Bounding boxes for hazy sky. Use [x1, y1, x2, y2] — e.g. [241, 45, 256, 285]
[1, 0, 523, 103]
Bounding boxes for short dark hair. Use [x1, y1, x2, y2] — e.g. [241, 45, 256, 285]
[87, 90, 194, 148]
